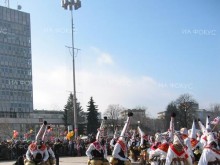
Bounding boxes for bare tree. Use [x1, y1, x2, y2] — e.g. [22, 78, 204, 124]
[103, 104, 125, 135]
[209, 104, 220, 117]
[175, 93, 197, 128]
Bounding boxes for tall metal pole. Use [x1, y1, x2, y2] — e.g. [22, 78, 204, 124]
[70, 9, 78, 138]
[61, 0, 81, 139]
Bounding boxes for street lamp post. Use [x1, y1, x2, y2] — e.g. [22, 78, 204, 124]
[61, 0, 81, 138]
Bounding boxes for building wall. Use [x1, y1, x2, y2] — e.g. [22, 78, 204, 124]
[0, 6, 33, 114]
[0, 110, 65, 139]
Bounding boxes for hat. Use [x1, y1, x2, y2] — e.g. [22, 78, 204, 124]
[42, 125, 52, 142]
[137, 126, 148, 146]
[206, 116, 211, 130]
[167, 113, 176, 142]
[189, 120, 196, 139]
[96, 116, 108, 141]
[118, 112, 133, 142]
[113, 125, 120, 139]
[198, 118, 208, 135]
[36, 121, 47, 142]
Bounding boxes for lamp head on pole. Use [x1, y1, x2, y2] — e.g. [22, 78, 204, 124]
[61, 0, 81, 10]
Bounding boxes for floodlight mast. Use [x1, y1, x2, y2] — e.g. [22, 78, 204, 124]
[61, 0, 81, 139]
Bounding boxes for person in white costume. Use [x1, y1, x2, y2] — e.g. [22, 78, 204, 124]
[86, 116, 109, 165]
[198, 117, 211, 148]
[188, 120, 203, 163]
[110, 126, 120, 149]
[24, 121, 49, 165]
[180, 127, 194, 162]
[42, 125, 56, 165]
[149, 139, 169, 165]
[137, 126, 150, 165]
[198, 132, 220, 165]
[165, 133, 193, 165]
[110, 112, 133, 165]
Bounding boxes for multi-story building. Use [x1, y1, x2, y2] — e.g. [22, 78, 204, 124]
[0, 5, 66, 139]
[0, 5, 33, 118]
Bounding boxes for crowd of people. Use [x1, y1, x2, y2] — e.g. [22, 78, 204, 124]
[85, 113, 220, 165]
[1, 114, 220, 165]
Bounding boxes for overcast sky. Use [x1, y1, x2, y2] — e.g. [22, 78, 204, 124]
[5, 0, 220, 117]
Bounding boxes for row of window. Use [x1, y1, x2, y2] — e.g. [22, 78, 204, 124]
[0, 92, 33, 101]
[0, 107, 32, 113]
[0, 54, 31, 63]
[10, 102, 32, 108]
[0, 34, 31, 47]
[1, 79, 32, 86]
[0, 67, 32, 76]
[0, 112, 16, 118]
[0, 56, 32, 69]
[0, 73, 31, 80]
[0, 84, 32, 90]
[0, 23, 30, 38]
[0, 43, 31, 57]
[0, 95, 32, 102]
[0, 61, 31, 69]
[0, 112, 31, 118]
[0, 20, 31, 36]
[0, 6, 30, 25]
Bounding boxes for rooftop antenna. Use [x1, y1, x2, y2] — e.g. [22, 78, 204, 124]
[5, 0, 9, 8]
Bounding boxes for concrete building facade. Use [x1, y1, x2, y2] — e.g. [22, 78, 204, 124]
[0, 6, 33, 118]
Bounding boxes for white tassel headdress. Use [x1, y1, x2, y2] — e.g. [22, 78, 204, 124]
[42, 125, 52, 142]
[96, 116, 108, 141]
[168, 113, 176, 141]
[206, 116, 211, 131]
[36, 121, 47, 142]
[189, 120, 196, 139]
[118, 112, 133, 142]
[198, 118, 208, 135]
[137, 126, 148, 146]
[113, 125, 120, 139]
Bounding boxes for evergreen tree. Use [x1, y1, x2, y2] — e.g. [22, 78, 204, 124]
[76, 99, 84, 135]
[63, 94, 73, 129]
[86, 97, 100, 135]
[63, 93, 84, 133]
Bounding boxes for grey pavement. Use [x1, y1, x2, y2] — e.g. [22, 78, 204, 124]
[0, 156, 89, 165]
[0, 156, 140, 165]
